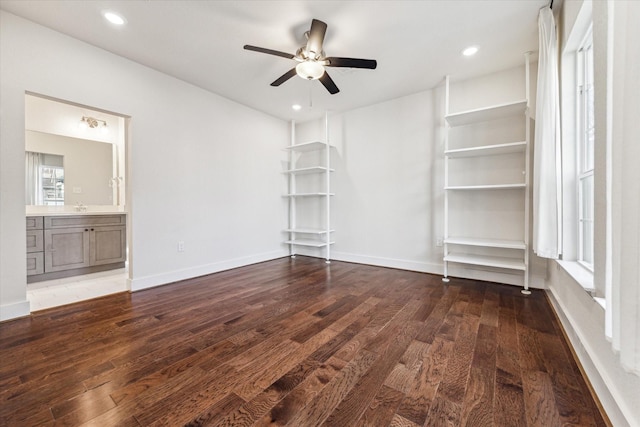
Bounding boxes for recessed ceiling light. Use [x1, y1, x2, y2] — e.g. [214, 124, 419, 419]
[103, 11, 126, 26]
[462, 46, 479, 57]
[292, 104, 302, 111]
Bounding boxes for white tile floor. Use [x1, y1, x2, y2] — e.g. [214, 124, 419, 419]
[27, 269, 128, 312]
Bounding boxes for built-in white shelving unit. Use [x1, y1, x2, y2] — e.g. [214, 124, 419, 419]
[442, 53, 532, 293]
[284, 113, 333, 262]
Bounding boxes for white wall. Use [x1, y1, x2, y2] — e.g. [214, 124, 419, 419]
[25, 131, 114, 206]
[0, 11, 289, 320]
[295, 90, 443, 272]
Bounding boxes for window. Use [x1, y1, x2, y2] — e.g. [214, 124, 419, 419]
[576, 27, 594, 270]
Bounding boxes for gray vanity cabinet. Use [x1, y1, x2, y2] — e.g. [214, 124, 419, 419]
[28, 214, 126, 282]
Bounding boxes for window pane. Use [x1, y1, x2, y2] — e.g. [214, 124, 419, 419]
[579, 174, 594, 267]
[581, 174, 593, 220]
[585, 85, 595, 171]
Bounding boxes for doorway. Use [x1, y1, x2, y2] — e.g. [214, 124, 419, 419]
[24, 93, 131, 310]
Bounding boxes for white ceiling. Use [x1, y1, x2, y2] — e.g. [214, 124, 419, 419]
[0, 0, 546, 122]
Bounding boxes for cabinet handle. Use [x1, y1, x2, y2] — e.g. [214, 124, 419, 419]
[91, 228, 94, 231]
[85, 229, 89, 232]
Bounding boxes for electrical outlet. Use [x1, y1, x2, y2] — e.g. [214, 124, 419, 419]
[177, 241, 185, 252]
[436, 237, 444, 247]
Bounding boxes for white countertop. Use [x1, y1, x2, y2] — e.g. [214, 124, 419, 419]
[26, 205, 127, 217]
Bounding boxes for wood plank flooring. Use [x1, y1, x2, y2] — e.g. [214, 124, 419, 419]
[0, 257, 608, 426]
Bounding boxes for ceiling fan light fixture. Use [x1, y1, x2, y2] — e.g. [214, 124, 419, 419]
[296, 61, 325, 80]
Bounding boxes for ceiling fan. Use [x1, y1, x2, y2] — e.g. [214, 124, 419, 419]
[244, 19, 377, 95]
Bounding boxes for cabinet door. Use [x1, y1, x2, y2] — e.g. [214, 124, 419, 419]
[44, 227, 91, 272]
[90, 226, 126, 265]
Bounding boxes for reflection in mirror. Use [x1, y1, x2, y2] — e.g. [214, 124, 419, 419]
[25, 93, 126, 209]
[25, 152, 65, 205]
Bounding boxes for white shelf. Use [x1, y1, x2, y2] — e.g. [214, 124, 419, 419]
[286, 115, 333, 261]
[284, 192, 334, 197]
[444, 253, 526, 271]
[445, 183, 525, 190]
[284, 166, 334, 175]
[284, 228, 334, 234]
[445, 141, 527, 158]
[284, 239, 335, 248]
[446, 100, 527, 126]
[284, 141, 327, 152]
[445, 237, 526, 250]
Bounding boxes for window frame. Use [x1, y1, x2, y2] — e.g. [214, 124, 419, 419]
[576, 25, 595, 272]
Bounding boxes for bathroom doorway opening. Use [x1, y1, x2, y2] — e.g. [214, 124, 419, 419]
[24, 92, 131, 311]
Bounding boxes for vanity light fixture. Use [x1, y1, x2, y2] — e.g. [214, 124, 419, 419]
[79, 116, 108, 134]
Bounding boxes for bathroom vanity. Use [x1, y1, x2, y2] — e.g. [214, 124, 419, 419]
[27, 211, 126, 283]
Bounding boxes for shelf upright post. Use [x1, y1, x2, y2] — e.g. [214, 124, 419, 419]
[522, 52, 532, 295]
[324, 112, 331, 264]
[289, 120, 297, 258]
[443, 75, 451, 283]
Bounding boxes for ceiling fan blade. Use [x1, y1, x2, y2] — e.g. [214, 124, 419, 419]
[271, 68, 298, 86]
[319, 71, 339, 95]
[244, 45, 295, 60]
[306, 19, 327, 58]
[325, 57, 377, 69]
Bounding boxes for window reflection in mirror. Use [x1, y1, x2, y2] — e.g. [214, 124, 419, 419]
[26, 152, 65, 205]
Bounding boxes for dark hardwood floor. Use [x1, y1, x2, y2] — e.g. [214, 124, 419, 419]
[0, 257, 608, 426]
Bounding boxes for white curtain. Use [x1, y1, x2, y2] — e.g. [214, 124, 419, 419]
[25, 151, 43, 205]
[533, 6, 562, 259]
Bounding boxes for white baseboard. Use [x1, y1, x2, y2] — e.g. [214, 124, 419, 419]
[546, 286, 629, 427]
[331, 251, 443, 274]
[330, 251, 545, 288]
[0, 299, 31, 322]
[128, 250, 288, 292]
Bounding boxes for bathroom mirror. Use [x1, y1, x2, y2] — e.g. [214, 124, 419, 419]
[25, 93, 125, 207]
[25, 133, 115, 206]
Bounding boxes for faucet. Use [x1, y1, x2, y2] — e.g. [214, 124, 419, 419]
[75, 201, 87, 212]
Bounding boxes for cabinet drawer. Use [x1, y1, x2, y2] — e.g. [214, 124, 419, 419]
[45, 215, 126, 229]
[27, 252, 44, 276]
[27, 216, 43, 230]
[27, 229, 44, 253]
